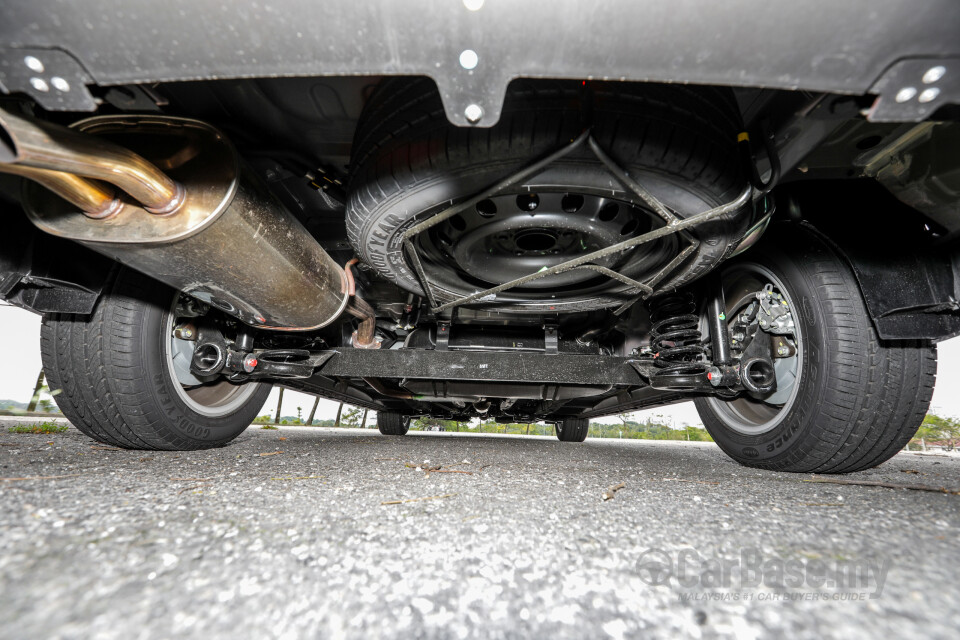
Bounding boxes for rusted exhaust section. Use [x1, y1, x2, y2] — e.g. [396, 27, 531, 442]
[1, 109, 352, 332]
[347, 297, 380, 348]
[362, 377, 414, 400]
[344, 258, 380, 349]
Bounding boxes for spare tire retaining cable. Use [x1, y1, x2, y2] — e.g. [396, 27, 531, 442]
[398, 129, 754, 314]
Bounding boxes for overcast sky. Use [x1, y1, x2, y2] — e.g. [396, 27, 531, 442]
[3, 303, 958, 426]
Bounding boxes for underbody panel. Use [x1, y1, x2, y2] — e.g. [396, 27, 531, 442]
[0, 3, 958, 428]
[0, 0, 958, 125]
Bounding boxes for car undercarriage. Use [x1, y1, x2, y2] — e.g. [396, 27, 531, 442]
[1, 0, 958, 472]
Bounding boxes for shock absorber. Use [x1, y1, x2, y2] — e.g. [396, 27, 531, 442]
[646, 291, 708, 389]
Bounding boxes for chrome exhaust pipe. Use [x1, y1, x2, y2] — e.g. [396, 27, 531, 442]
[0, 111, 354, 332]
[0, 110, 183, 214]
[0, 162, 122, 218]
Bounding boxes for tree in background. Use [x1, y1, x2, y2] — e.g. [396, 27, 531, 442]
[914, 413, 960, 450]
[24, 381, 61, 415]
[412, 417, 432, 430]
[306, 396, 321, 425]
[274, 388, 284, 425]
[412, 417, 460, 431]
[26, 370, 45, 412]
[341, 407, 362, 428]
[473, 421, 548, 435]
[586, 418, 713, 441]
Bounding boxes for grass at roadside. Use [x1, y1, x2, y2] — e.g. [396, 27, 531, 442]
[7, 422, 68, 434]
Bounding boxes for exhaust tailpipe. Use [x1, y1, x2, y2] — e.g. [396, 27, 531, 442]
[0, 162, 122, 219]
[0, 110, 183, 214]
[0, 111, 356, 332]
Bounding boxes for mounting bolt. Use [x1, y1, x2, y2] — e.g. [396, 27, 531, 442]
[707, 367, 723, 387]
[173, 322, 197, 341]
[777, 345, 789, 357]
[464, 103, 483, 124]
[242, 355, 259, 373]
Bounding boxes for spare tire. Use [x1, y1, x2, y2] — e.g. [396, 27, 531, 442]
[347, 79, 751, 313]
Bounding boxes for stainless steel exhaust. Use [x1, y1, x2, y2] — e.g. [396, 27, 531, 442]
[1, 111, 352, 332]
[0, 110, 184, 214]
[0, 162, 121, 218]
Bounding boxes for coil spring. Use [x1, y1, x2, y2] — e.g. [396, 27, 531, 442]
[647, 291, 707, 378]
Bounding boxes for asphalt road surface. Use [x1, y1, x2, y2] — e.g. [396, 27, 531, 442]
[2, 419, 959, 639]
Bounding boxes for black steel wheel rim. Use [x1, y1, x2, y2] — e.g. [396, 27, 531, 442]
[413, 189, 679, 305]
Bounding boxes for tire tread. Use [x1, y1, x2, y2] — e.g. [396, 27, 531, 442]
[695, 224, 936, 473]
[40, 268, 268, 450]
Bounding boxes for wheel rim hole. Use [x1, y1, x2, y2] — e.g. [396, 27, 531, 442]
[476, 199, 497, 217]
[515, 231, 557, 252]
[561, 194, 584, 213]
[620, 218, 639, 235]
[516, 193, 540, 212]
[449, 214, 466, 231]
[598, 203, 619, 221]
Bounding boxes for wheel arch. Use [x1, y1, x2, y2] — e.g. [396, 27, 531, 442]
[0, 206, 116, 315]
[774, 181, 960, 342]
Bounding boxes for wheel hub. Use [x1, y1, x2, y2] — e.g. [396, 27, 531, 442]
[164, 295, 260, 417]
[705, 265, 803, 435]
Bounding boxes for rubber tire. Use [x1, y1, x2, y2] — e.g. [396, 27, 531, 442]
[378, 412, 410, 436]
[346, 78, 749, 312]
[40, 267, 271, 450]
[694, 223, 937, 473]
[556, 418, 590, 442]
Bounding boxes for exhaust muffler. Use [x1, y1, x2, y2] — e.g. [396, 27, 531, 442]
[0, 110, 357, 333]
